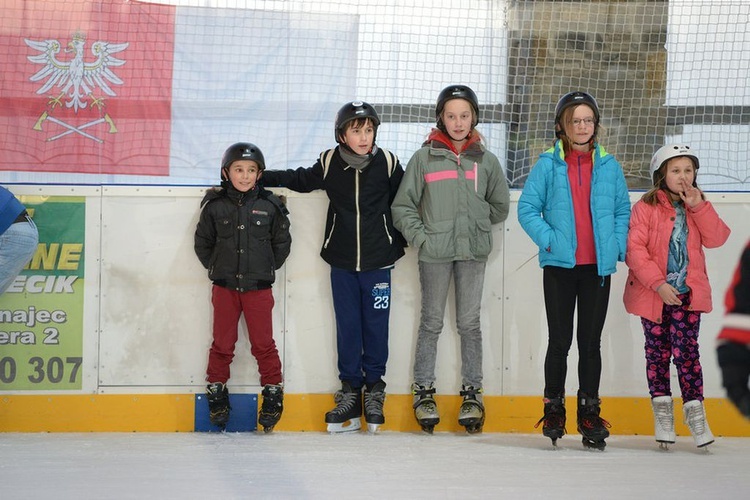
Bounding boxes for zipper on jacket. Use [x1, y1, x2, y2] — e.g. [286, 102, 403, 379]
[324, 213, 337, 249]
[355, 172, 361, 271]
[382, 214, 393, 244]
[578, 155, 583, 186]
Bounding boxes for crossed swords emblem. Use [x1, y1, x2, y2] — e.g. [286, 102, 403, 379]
[33, 111, 117, 143]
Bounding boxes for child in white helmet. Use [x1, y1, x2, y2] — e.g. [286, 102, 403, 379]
[624, 144, 730, 448]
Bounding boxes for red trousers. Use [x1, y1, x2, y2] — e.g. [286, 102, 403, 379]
[206, 285, 282, 386]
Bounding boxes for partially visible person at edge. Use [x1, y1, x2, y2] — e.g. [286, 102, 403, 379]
[261, 101, 405, 434]
[517, 91, 630, 450]
[391, 84, 510, 435]
[0, 186, 39, 295]
[716, 238, 750, 419]
[624, 144, 730, 448]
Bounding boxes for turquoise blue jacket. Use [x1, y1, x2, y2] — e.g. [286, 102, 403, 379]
[517, 141, 630, 277]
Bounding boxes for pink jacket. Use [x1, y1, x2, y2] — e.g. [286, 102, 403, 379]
[623, 190, 730, 323]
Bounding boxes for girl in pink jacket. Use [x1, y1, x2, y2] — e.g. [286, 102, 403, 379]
[624, 144, 730, 449]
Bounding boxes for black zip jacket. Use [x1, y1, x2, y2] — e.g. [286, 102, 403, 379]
[262, 147, 405, 272]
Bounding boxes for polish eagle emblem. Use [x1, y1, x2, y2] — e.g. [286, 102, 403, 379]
[25, 32, 129, 113]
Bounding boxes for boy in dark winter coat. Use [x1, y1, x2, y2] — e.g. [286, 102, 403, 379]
[261, 101, 405, 434]
[194, 142, 291, 432]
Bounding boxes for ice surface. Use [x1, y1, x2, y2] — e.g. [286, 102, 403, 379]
[1, 432, 748, 499]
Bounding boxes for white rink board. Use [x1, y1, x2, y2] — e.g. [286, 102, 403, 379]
[5, 186, 750, 397]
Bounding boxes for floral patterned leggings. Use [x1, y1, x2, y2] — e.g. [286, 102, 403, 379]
[641, 293, 704, 403]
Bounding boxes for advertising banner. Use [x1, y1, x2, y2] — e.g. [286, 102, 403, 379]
[0, 196, 85, 390]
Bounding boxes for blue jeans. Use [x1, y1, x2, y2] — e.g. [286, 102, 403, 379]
[413, 260, 486, 388]
[0, 217, 38, 294]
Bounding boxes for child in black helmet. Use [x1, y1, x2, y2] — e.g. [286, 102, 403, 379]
[194, 142, 292, 432]
[392, 85, 511, 434]
[261, 101, 406, 433]
[517, 91, 631, 449]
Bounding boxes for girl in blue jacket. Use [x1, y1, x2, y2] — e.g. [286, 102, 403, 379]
[517, 91, 630, 449]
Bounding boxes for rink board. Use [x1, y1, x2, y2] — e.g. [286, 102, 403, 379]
[1, 393, 748, 436]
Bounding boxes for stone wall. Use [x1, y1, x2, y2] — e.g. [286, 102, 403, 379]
[506, 1, 668, 188]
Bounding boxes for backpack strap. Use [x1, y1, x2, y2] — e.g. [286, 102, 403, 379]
[380, 148, 397, 177]
[321, 147, 398, 178]
[320, 148, 336, 179]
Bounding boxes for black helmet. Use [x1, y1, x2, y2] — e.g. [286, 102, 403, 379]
[554, 91, 600, 138]
[335, 101, 380, 144]
[221, 142, 266, 175]
[436, 85, 479, 131]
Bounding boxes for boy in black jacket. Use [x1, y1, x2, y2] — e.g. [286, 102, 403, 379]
[262, 101, 405, 433]
[194, 142, 291, 432]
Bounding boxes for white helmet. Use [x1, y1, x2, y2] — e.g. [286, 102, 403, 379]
[649, 144, 700, 184]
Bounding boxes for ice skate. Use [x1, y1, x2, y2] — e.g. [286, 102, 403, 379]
[577, 392, 610, 450]
[651, 396, 675, 450]
[412, 383, 440, 434]
[363, 381, 386, 434]
[325, 382, 362, 433]
[458, 385, 485, 434]
[534, 397, 566, 447]
[683, 399, 714, 448]
[258, 384, 284, 433]
[206, 382, 230, 430]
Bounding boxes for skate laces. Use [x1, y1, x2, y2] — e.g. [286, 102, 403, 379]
[685, 403, 707, 434]
[653, 400, 674, 431]
[364, 390, 385, 416]
[261, 385, 283, 411]
[579, 413, 611, 430]
[412, 384, 437, 410]
[330, 389, 359, 415]
[534, 401, 566, 432]
[459, 386, 483, 413]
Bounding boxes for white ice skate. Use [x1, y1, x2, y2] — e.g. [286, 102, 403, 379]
[651, 395, 675, 450]
[683, 400, 714, 448]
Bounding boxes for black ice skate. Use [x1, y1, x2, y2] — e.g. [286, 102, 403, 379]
[206, 382, 231, 430]
[458, 385, 485, 434]
[534, 397, 567, 447]
[258, 384, 284, 433]
[412, 383, 440, 434]
[363, 381, 386, 434]
[577, 392, 611, 450]
[325, 382, 362, 433]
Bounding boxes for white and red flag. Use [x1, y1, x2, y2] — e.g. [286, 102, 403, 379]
[0, 0, 175, 176]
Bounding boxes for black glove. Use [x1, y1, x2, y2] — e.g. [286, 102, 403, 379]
[717, 341, 750, 419]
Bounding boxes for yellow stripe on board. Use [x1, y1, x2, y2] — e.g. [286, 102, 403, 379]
[0, 395, 195, 432]
[1, 394, 748, 435]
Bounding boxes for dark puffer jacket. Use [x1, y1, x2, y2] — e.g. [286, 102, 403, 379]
[194, 184, 291, 292]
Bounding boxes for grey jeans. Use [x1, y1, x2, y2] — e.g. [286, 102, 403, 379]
[413, 260, 486, 388]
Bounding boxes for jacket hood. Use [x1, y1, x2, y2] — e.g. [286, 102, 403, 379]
[425, 128, 482, 155]
[543, 140, 611, 166]
[200, 184, 262, 208]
